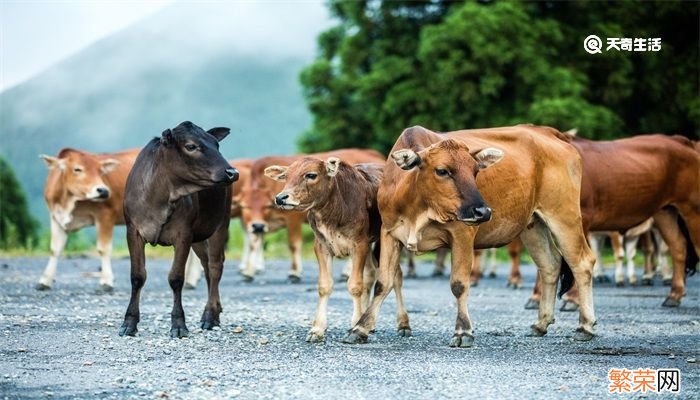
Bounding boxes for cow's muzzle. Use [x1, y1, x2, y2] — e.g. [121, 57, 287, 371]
[251, 222, 267, 234]
[225, 168, 239, 183]
[458, 206, 492, 225]
[274, 193, 298, 210]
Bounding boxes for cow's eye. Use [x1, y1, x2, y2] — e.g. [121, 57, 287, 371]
[305, 173, 318, 180]
[435, 168, 450, 177]
[184, 144, 197, 152]
[73, 167, 83, 173]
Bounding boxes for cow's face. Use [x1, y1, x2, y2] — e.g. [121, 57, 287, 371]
[40, 150, 120, 201]
[239, 186, 275, 234]
[391, 139, 503, 225]
[264, 156, 339, 211]
[159, 121, 238, 189]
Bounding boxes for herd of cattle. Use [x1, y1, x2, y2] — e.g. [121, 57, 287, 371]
[35, 121, 699, 347]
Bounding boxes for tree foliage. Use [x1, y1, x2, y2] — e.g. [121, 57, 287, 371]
[300, 0, 699, 153]
[0, 157, 39, 249]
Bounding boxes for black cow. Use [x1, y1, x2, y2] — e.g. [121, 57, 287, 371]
[119, 121, 238, 338]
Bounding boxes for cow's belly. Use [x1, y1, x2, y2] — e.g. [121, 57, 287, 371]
[389, 222, 449, 253]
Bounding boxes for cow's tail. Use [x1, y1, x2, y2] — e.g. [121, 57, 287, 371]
[558, 258, 575, 298]
[678, 215, 698, 277]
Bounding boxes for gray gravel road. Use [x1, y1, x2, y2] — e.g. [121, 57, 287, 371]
[1, 256, 698, 399]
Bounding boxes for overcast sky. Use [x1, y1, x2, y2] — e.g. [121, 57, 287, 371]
[0, 0, 330, 92]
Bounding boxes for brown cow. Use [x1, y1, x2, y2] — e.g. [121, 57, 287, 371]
[527, 134, 699, 309]
[238, 149, 385, 282]
[119, 121, 237, 338]
[343, 125, 597, 347]
[265, 157, 389, 342]
[37, 148, 140, 291]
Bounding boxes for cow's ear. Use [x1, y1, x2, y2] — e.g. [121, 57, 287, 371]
[160, 129, 173, 146]
[100, 159, 120, 174]
[264, 165, 288, 182]
[391, 149, 421, 170]
[40, 154, 65, 170]
[471, 147, 504, 170]
[207, 127, 230, 142]
[325, 157, 340, 177]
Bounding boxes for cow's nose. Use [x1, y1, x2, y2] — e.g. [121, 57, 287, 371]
[225, 168, 239, 182]
[251, 223, 266, 234]
[96, 187, 110, 199]
[472, 206, 492, 222]
[275, 194, 289, 206]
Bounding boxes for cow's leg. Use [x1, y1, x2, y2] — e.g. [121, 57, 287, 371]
[609, 233, 625, 286]
[589, 234, 604, 283]
[432, 248, 448, 277]
[519, 219, 560, 337]
[449, 233, 476, 348]
[541, 215, 597, 340]
[347, 244, 369, 328]
[624, 234, 640, 286]
[653, 209, 689, 307]
[525, 273, 542, 310]
[200, 221, 229, 330]
[485, 248, 498, 278]
[184, 249, 202, 289]
[95, 217, 115, 292]
[393, 258, 411, 337]
[653, 230, 672, 284]
[237, 231, 251, 272]
[37, 219, 68, 290]
[361, 254, 377, 312]
[344, 228, 402, 344]
[406, 250, 417, 279]
[287, 217, 303, 283]
[307, 240, 333, 342]
[641, 232, 655, 285]
[119, 226, 146, 337]
[168, 241, 191, 338]
[470, 249, 482, 287]
[241, 233, 263, 281]
[507, 241, 523, 288]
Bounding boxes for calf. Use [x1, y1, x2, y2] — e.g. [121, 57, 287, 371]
[119, 121, 238, 338]
[343, 125, 597, 346]
[238, 149, 385, 282]
[37, 147, 139, 291]
[265, 158, 395, 342]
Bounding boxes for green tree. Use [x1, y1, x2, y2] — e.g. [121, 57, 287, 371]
[300, 0, 698, 153]
[0, 157, 39, 249]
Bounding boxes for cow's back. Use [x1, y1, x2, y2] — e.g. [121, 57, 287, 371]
[574, 135, 700, 231]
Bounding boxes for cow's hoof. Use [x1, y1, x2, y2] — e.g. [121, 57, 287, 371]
[641, 278, 653, 286]
[524, 299, 540, 310]
[470, 280, 478, 287]
[560, 301, 579, 312]
[35, 283, 51, 291]
[200, 319, 219, 330]
[488, 272, 497, 278]
[184, 282, 196, 290]
[338, 274, 349, 282]
[242, 275, 254, 283]
[527, 325, 547, 337]
[95, 284, 113, 294]
[573, 328, 594, 342]
[615, 281, 625, 287]
[430, 270, 444, 278]
[662, 297, 680, 308]
[449, 333, 474, 348]
[594, 275, 610, 284]
[397, 327, 412, 337]
[118, 324, 137, 337]
[305, 331, 325, 343]
[170, 327, 189, 338]
[662, 278, 672, 286]
[406, 270, 418, 279]
[342, 330, 368, 344]
[287, 275, 301, 284]
[629, 280, 638, 287]
[507, 281, 523, 289]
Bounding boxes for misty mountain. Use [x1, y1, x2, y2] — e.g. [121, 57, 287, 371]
[0, 2, 329, 222]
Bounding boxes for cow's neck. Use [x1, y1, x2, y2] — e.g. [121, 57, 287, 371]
[47, 181, 78, 230]
[313, 175, 362, 228]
